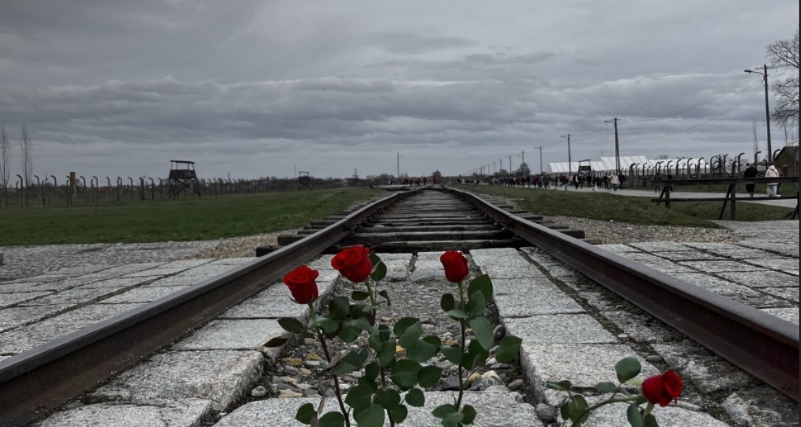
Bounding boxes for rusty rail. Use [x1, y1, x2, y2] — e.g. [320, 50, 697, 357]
[448, 186, 799, 401]
[0, 190, 414, 427]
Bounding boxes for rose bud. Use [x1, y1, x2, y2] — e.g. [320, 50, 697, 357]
[331, 245, 373, 283]
[642, 370, 682, 407]
[440, 250, 469, 282]
[283, 265, 320, 304]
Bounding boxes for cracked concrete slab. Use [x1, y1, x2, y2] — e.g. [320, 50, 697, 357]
[715, 271, 799, 288]
[494, 291, 584, 317]
[653, 341, 758, 394]
[503, 314, 617, 344]
[33, 399, 213, 427]
[173, 319, 284, 354]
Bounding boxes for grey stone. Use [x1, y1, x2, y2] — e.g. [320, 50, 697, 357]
[20, 287, 123, 306]
[90, 350, 264, 411]
[0, 291, 52, 308]
[494, 292, 584, 317]
[679, 260, 768, 273]
[503, 314, 617, 344]
[760, 307, 799, 324]
[759, 286, 799, 303]
[653, 341, 758, 394]
[173, 319, 285, 356]
[716, 271, 799, 288]
[519, 343, 659, 405]
[99, 286, 190, 304]
[218, 281, 327, 320]
[440, 376, 461, 390]
[33, 399, 212, 427]
[721, 386, 800, 427]
[215, 391, 542, 426]
[629, 241, 694, 251]
[743, 257, 800, 271]
[487, 277, 555, 296]
[251, 386, 268, 398]
[0, 304, 72, 332]
[594, 244, 641, 253]
[535, 403, 558, 422]
[601, 310, 684, 344]
[702, 247, 778, 260]
[509, 379, 524, 390]
[650, 250, 723, 261]
[409, 257, 449, 282]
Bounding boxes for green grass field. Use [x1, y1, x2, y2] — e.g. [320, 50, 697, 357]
[1, 187, 383, 246]
[458, 185, 796, 227]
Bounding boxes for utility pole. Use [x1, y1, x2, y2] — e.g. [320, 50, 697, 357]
[396, 153, 402, 179]
[533, 146, 543, 174]
[509, 155, 512, 175]
[745, 65, 773, 163]
[605, 118, 621, 174]
[492, 161, 496, 174]
[561, 134, 572, 176]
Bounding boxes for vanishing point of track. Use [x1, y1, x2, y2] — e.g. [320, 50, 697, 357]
[0, 186, 797, 427]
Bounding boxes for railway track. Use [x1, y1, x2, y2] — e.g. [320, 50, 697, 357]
[0, 186, 797, 426]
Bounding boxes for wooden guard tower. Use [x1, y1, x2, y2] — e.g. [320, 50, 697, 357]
[168, 160, 201, 198]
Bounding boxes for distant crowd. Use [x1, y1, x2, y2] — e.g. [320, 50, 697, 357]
[456, 173, 628, 191]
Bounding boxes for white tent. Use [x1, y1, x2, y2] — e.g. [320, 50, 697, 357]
[547, 156, 710, 175]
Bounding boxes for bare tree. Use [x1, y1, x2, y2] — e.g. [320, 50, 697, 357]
[0, 123, 10, 190]
[766, 29, 799, 126]
[20, 123, 33, 188]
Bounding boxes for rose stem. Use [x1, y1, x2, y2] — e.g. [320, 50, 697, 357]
[309, 303, 351, 427]
[455, 280, 466, 411]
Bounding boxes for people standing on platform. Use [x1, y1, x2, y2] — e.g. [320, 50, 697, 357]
[610, 174, 620, 191]
[765, 164, 780, 197]
[743, 164, 758, 198]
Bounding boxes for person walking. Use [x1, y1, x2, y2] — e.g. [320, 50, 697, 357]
[765, 164, 780, 197]
[610, 174, 620, 191]
[743, 163, 758, 198]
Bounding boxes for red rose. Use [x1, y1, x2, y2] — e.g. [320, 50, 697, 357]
[331, 245, 373, 283]
[440, 250, 469, 282]
[283, 266, 319, 304]
[642, 370, 682, 407]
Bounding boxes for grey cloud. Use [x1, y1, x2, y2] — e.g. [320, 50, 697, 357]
[371, 32, 478, 53]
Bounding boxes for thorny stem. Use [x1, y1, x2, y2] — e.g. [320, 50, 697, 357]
[309, 303, 351, 427]
[561, 394, 640, 427]
[365, 279, 395, 427]
[455, 280, 466, 412]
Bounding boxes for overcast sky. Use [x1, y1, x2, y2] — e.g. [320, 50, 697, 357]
[1, 1, 798, 180]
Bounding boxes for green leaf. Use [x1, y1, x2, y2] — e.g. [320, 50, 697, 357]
[390, 359, 422, 388]
[595, 382, 618, 393]
[379, 339, 396, 367]
[464, 339, 489, 370]
[344, 384, 373, 411]
[469, 316, 494, 350]
[393, 317, 419, 337]
[329, 296, 350, 320]
[465, 290, 486, 317]
[442, 412, 465, 427]
[374, 388, 401, 411]
[295, 403, 315, 424]
[318, 411, 345, 427]
[330, 357, 357, 376]
[422, 335, 442, 352]
[441, 345, 462, 365]
[546, 380, 572, 391]
[368, 251, 382, 266]
[263, 333, 292, 347]
[643, 413, 659, 427]
[447, 309, 468, 320]
[440, 293, 455, 312]
[364, 362, 380, 380]
[462, 404, 477, 425]
[368, 332, 384, 352]
[467, 274, 493, 302]
[626, 404, 644, 427]
[398, 321, 424, 349]
[405, 388, 425, 407]
[358, 376, 378, 392]
[352, 290, 370, 301]
[615, 357, 642, 383]
[278, 317, 304, 334]
[371, 261, 387, 281]
[404, 339, 437, 363]
[354, 403, 385, 427]
[626, 377, 644, 386]
[317, 318, 340, 335]
[337, 324, 361, 342]
[378, 290, 391, 306]
[417, 365, 443, 388]
[560, 402, 571, 422]
[378, 324, 391, 341]
[569, 395, 589, 423]
[390, 404, 408, 424]
[432, 404, 457, 419]
[495, 335, 522, 363]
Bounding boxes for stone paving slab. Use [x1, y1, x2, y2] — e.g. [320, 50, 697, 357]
[628, 241, 694, 252]
[700, 247, 779, 260]
[375, 253, 412, 281]
[737, 241, 800, 258]
[173, 319, 283, 352]
[0, 291, 52, 308]
[640, 261, 698, 274]
[520, 344, 660, 405]
[594, 244, 642, 253]
[503, 315, 618, 344]
[491, 277, 563, 296]
[90, 350, 264, 411]
[601, 310, 685, 344]
[0, 303, 140, 354]
[650, 250, 724, 261]
[209, 258, 257, 266]
[760, 307, 799, 324]
[494, 292, 584, 317]
[74, 276, 153, 290]
[759, 286, 800, 303]
[100, 286, 192, 304]
[678, 260, 769, 273]
[214, 391, 541, 427]
[558, 394, 730, 427]
[0, 304, 72, 333]
[18, 287, 122, 306]
[218, 284, 311, 320]
[653, 341, 758, 394]
[305, 254, 335, 270]
[33, 399, 213, 427]
[409, 256, 448, 282]
[715, 270, 799, 288]
[743, 257, 800, 271]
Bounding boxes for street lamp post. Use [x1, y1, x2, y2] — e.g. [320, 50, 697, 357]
[396, 153, 402, 181]
[745, 65, 772, 163]
[534, 146, 543, 174]
[560, 134, 571, 176]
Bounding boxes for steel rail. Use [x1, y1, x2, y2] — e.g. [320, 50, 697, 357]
[447, 186, 799, 401]
[0, 190, 414, 427]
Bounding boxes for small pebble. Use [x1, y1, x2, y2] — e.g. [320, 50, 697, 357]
[251, 386, 268, 398]
[645, 355, 663, 363]
[278, 389, 304, 398]
[509, 379, 524, 390]
[536, 403, 558, 423]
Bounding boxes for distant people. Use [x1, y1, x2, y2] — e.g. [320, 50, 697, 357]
[610, 174, 620, 191]
[666, 173, 673, 192]
[743, 163, 758, 198]
[765, 164, 780, 197]
[653, 172, 661, 193]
